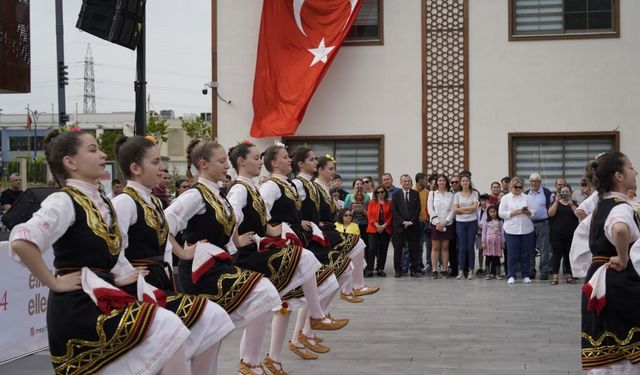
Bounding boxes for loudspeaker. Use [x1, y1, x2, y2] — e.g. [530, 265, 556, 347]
[1, 188, 58, 230]
[76, 0, 145, 50]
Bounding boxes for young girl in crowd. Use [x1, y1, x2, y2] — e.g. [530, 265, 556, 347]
[164, 139, 283, 374]
[482, 205, 504, 280]
[112, 135, 235, 374]
[260, 145, 346, 362]
[10, 130, 192, 374]
[227, 142, 341, 374]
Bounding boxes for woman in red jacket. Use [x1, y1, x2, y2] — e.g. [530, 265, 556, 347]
[366, 186, 393, 277]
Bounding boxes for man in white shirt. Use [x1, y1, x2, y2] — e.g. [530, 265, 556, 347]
[525, 173, 553, 280]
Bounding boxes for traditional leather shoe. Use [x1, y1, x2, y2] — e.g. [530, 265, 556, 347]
[288, 341, 319, 360]
[263, 355, 288, 375]
[239, 359, 266, 374]
[309, 316, 349, 330]
[352, 285, 380, 297]
[325, 313, 349, 327]
[298, 331, 330, 353]
[340, 291, 364, 303]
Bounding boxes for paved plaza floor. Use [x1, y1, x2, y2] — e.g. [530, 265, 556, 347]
[0, 268, 583, 375]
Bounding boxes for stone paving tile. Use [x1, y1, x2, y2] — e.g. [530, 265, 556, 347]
[0, 267, 584, 374]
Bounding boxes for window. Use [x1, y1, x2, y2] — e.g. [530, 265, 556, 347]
[9, 136, 44, 152]
[345, 0, 383, 45]
[283, 136, 384, 189]
[509, 0, 619, 40]
[509, 132, 618, 188]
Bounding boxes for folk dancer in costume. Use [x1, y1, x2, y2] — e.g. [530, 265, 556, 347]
[164, 139, 281, 375]
[259, 144, 348, 361]
[112, 136, 234, 374]
[9, 130, 192, 374]
[227, 142, 345, 374]
[580, 152, 640, 373]
[313, 154, 378, 298]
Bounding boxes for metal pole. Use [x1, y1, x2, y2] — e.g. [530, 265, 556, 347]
[134, 10, 146, 136]
[34, 111, 38, 159]
[55, 0, 67, 127]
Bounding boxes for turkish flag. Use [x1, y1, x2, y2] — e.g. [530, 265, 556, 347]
[251, 0, 362, 138]
[26, 115, 32, 131]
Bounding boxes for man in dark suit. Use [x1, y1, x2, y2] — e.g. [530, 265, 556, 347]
[391, 174, 421, 278]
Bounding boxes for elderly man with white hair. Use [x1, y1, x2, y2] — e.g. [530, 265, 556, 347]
[524, 173, 553, 280]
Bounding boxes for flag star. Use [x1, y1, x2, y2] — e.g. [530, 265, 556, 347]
[307, 38, 335, 67]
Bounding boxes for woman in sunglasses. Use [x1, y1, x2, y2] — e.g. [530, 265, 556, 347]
[498, 176, 536, 284]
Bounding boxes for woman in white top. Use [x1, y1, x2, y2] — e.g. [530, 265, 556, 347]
[498, 177, 536, 284]
[111, 136, 235, 375]
[580, 152, 640, 373]
[427, 174, 455, 279]
[453, 175, 479, 279]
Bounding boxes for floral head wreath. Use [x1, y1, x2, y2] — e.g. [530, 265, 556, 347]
[238, 139, 254, 146]
[325, 154, 336, 163]
[145, 135, 157, 144]
[590, 152, 606, 169]
[274, 140, 286, 148]
[58, 125, 82, 133]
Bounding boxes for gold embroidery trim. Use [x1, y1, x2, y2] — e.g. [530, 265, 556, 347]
[237, 181, 267, 226]
[196, 183, 236, 236]
[51, 303, 156, 374]
[314, 181, 336, 214]
[266, 245, 302, 291]
[166, 293, 208, 329]
[63, 186, 122, 255]
[582, 328, 640, 367]
[200, 266, 262, 314]
[298, 177, 320, 211]
[123, 187, 169, 245]
[269, 177, 302, 210]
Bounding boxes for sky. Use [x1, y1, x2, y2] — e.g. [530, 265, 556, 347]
[2, 0, 213, 117]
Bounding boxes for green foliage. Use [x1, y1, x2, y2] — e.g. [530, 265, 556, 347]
[97, 130, 124, 161]
[147, 116, 169, 146]
[181, 117, 211, 140]
[6, 157, 47, 185]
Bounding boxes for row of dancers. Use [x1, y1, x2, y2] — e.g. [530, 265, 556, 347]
[9, 130, 379, 375]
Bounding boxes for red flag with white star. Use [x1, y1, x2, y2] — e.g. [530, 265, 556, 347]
[251, 0, 362, 138]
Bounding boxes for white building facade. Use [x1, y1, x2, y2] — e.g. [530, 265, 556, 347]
[215, 0, 636, 191]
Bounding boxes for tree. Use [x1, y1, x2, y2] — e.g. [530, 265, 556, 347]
[181, 117, 212, 140]
[147, 116, 169, 147]
[97, 130, 123, 161]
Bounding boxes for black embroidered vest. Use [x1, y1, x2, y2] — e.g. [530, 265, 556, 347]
[236, 181, 267, 237]
[297, 177, 320, 224]
[123, 189, 168, 260]
[182, 183, 235, 248]
[268, 178, 302, 226]
[589, 198, 637, 257]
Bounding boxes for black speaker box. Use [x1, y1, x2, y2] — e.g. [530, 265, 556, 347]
[1, 188, 58, 230]
[76, 0, 145, 50]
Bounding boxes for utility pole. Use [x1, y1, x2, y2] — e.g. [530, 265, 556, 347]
[134, 10, 146, 136]
[55, 0, 69, 126]
[25, 107, 40, 159]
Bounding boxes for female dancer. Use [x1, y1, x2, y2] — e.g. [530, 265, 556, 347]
[10, 130, 190, 374]
[227, 142, 343, 374]
[313, 154, 377, 298]
[259, 145, 347, 361]
[112, 136, 235, 374]
[164, 139, 281, 374]
[581, 152, 640, 373]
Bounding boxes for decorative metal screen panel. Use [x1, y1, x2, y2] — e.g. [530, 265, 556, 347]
[423, 0, 467, 175]
[0, 0, 31, 93]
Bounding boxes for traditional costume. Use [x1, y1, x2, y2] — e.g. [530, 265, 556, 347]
[581, 192, 640, 373]
[112, 181, 234, 359]
[164, 177, 281, 327]
[9, 179, 189, 375]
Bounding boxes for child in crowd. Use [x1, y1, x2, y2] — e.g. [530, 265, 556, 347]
[475, 194, 489, 274]
[482, 205, 504, 280]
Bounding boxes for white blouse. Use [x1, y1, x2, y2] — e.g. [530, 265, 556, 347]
[258, 173, 289, 214]
[112, 181, 172, 266]
[577, 191, 599, 217]
[292, 172, 315, 202]
[427, 190, 455, 226]
[498, 192, 535, 235]
[9, 179, 135, 278]
[226, 175, 271, 227]
[602, 192, 640, 243]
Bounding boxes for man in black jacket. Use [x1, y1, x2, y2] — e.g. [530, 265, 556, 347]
[391, 174, 421, 278]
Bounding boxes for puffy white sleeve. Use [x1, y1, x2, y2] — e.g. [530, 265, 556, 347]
[164, 189, 206, 236]
[111, 193, 138, 251]
[259, 180, 281, 215]
[226, 183, 247, 227]
[292, 179, 307, 201]
[578, 191, 599, 216]
[604, 203, 640, 244]
[9, 192, 75, 264]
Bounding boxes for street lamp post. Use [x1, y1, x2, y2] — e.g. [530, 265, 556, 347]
[25, 107, 40, 159]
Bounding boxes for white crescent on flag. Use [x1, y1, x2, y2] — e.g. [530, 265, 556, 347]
[294, 0, 359, 36]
